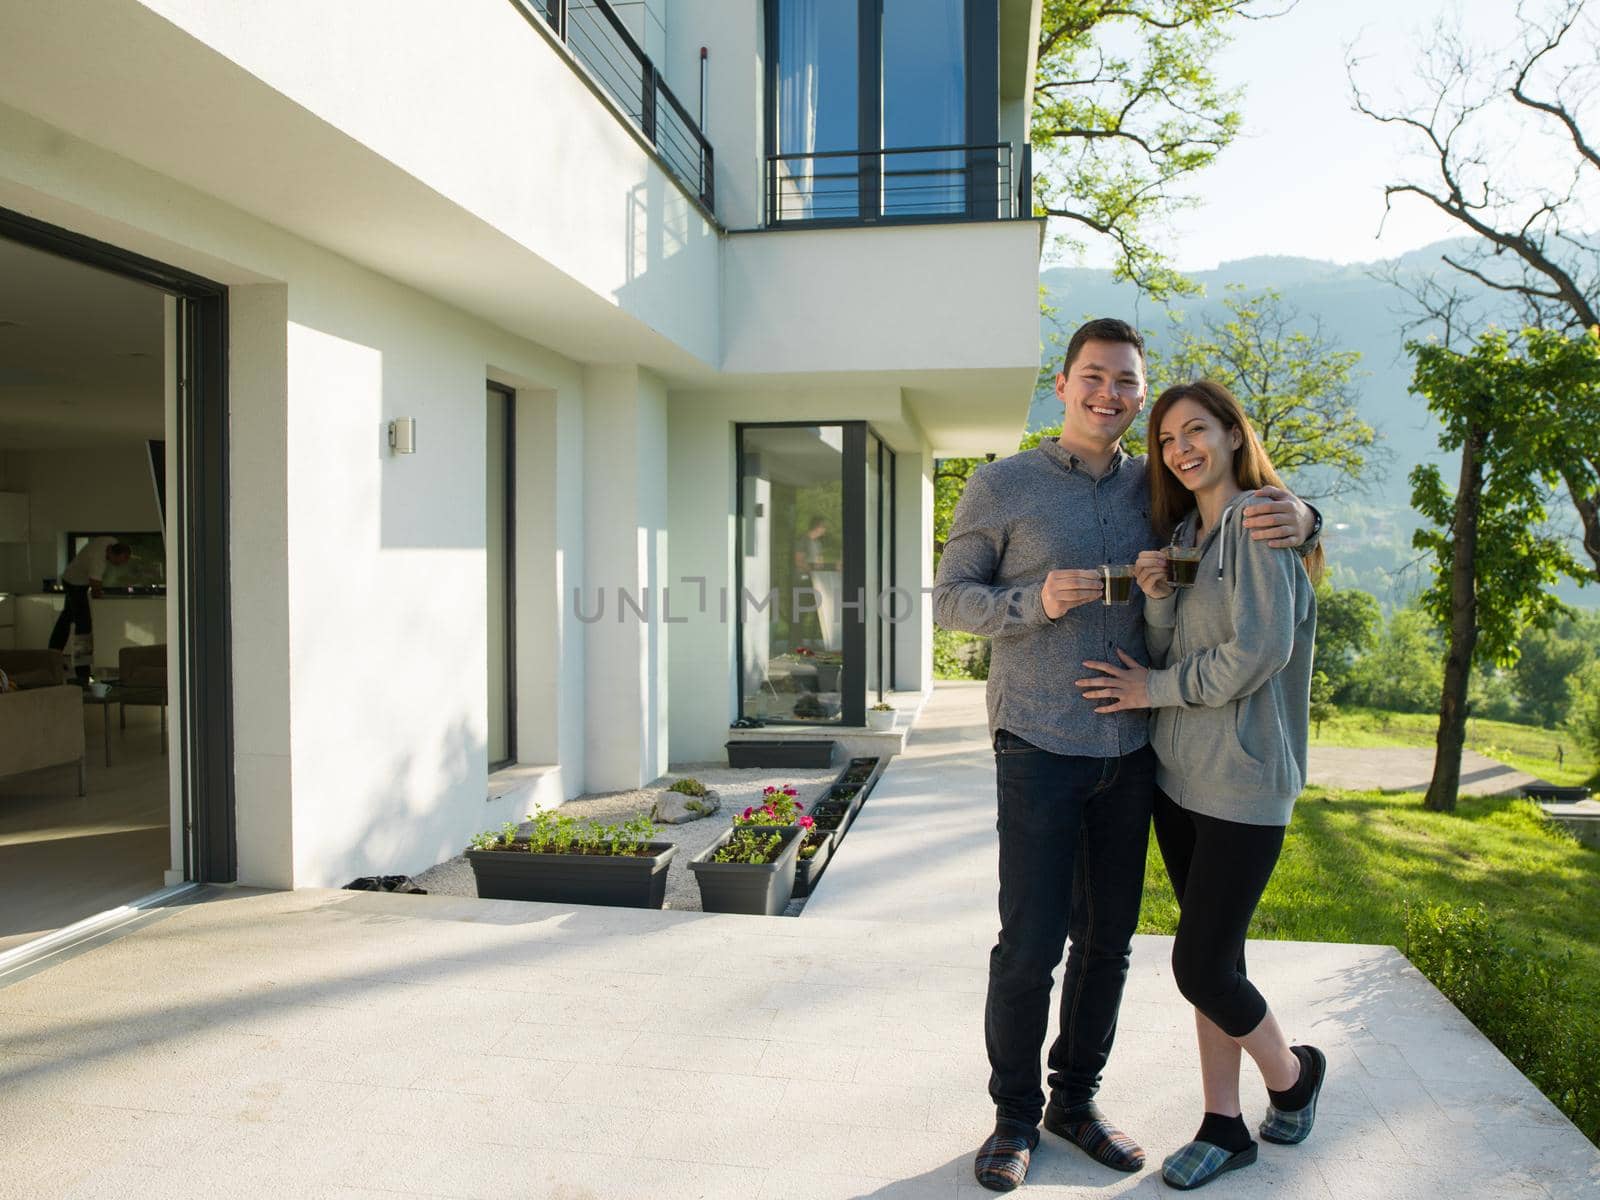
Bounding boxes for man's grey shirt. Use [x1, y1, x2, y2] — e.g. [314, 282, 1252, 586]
[932, 438, 1156, 759]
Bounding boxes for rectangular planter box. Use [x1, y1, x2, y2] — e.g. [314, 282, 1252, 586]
[725, 739, 836, 769]
[467, 841, 677, 909]
[689, 825, 803, 915]
[792, 829, 836, 898]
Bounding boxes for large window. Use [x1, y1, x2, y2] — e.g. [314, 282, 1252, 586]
[737, 423, 895, 725]
[774, 0, 861, 220]
[766, 0, 1000, 224]
[486, 384, 515, 769]
[882, 0, 966, 218]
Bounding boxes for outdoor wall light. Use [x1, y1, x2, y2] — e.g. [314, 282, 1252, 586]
[388, 418, 416, 455]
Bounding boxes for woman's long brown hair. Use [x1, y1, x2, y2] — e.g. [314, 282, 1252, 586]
[1147, 379, 1325, 583]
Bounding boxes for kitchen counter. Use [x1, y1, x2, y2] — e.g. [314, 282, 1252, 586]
[12, 592, 167, 668]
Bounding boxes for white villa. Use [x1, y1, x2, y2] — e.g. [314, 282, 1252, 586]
[0, 0, 1042, 931]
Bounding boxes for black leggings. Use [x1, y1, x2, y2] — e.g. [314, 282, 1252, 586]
[1152, 791, 1286, 1038]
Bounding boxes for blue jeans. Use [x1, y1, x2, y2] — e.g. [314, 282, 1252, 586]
[985, 732, 1156, 1126]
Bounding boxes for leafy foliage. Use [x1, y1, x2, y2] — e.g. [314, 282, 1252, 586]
[667, 777, 708, 797]
[709, 828, 785, 865]
[1569, 660, 1600, 765]
[1032, 0, 1278, 297]
[1312, 583, 1381, 703]
[1346, 608, 1443, 714]
[468, 812, 657, 856]
[1154, 287, 1377, 498]
[1408, 329, 1595, 670]
[1513, 613, 1600, 728]
[933, 628, 990, 681]
[1405, 902, 1600, 1143]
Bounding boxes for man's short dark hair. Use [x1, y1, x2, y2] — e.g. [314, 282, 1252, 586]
[108, 542, 132, 558]
[1062, 318, 1145, 375]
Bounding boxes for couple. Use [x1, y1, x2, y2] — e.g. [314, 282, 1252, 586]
[933, 318, 1326, 1192]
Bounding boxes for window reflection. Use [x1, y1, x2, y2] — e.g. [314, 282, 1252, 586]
[740, 426, 845, 723]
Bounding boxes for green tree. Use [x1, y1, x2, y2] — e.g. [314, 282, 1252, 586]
[1567, 660, 1600, 765]
[1408, 328, 1597, 811]
[1313, 583, 1382, 703]
[1349, 608, 1443, 714]
[1353, 1, 1600, 578]
[1032, 1, 1289, 298]
[1309, 670, 1336, 738]
[1155, 288, 1378, 499]
[1514, 614, 1600, 729]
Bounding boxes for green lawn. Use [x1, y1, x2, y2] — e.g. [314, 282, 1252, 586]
[1310, 706, 1599, 788]
[1138, 786, 1600, 1005]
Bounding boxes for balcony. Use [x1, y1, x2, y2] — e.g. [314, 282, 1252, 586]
[766, 142, 1032, 228]
[518, 0, 715, 214]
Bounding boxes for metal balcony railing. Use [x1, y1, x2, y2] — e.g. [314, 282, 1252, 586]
[520, 0, 715, 214]
[766, 142, 1030, 227]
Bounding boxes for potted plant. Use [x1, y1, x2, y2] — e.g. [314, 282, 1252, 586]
[689, 799, 805, 916]
[866, 702, 896, 732]
[735, 785, 834, 898]
[466, 812, 676, 909]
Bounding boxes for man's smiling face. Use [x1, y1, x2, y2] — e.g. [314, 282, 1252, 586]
[1054, 340, 1147, 453]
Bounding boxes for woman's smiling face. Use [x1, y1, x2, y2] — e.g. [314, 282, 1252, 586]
[1157, 397, 1242, 493]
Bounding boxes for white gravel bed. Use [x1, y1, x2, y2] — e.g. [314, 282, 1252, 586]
[409, 763, 844, 912]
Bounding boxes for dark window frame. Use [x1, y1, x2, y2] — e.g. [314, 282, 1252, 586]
[733, 419, 895, 729]
[486, 382, 518, 771]
[762, 0, 1001, 225]
[0, 204, 236, 884]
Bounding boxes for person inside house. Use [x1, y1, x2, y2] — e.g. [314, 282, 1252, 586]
[934, 318, 1320, 1193]
[48, 536, 131, 682]
[1076, 379, 1326, 1190]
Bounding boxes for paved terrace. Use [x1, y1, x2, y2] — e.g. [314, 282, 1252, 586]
[2, 683, 1597, 1198]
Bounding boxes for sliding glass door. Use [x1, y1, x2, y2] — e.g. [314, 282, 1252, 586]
[736, 423, 894, 725]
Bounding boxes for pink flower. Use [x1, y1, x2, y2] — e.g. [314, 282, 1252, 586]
[794, 801, 805, 810]
[742, 806, 753, 818]
[798, 815, 815, 828]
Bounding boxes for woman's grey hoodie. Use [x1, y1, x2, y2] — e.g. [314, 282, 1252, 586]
[1143, 490, 1317, 826]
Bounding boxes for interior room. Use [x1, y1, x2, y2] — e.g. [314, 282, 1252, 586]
[0, 235, 174, 955]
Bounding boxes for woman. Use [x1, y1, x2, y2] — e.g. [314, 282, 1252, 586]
[1075, 379, 1326, 1191]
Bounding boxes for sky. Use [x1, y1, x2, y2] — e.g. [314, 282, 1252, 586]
[1055, 0, 1556, 272]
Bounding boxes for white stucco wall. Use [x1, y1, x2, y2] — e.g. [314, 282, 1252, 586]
[722, 220, 1044, 375]
[666, 0, 765, 231]
[0, 102, 603, 890]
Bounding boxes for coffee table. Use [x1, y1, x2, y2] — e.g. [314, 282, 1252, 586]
[82, 683, 168, 766]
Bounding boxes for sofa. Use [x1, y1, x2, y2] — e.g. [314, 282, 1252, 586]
[0, 650, 86, 796]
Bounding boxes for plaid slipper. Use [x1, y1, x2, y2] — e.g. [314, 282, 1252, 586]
[1161, 1139, 1257, 1190]
[974, 1121, 1039, 1192]
[1043, 1100, 1145, 1172]
[1260, 1045, 1327, 1145]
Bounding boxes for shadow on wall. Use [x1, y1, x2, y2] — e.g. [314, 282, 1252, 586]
[299, 712, 487, 888]
[616, 164, 716, 334]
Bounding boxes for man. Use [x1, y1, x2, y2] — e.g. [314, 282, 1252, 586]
[933, 319, 1317, 1191]
[49, 536, 131, 682]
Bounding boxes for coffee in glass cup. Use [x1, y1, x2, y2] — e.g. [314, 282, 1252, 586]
[1101, 565, 1135, 605]
[1166, 545, 1203, 587]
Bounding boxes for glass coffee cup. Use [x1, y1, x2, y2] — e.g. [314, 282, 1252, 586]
[1166, 546, 1204, 587]
[1101, 565, 1136, 605]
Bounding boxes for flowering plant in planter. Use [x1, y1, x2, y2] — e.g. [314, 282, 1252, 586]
[734, 784, 804, 827]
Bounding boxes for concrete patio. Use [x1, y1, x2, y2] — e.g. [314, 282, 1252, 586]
[2, 682, 1597, 1198]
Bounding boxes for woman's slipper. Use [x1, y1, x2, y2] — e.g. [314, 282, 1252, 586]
[1259, 1045, 1327, 1145]
[1160, 1139, 1257, 1190]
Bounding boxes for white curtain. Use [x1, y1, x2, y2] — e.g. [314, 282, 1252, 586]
[776, 0, 820, 216]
